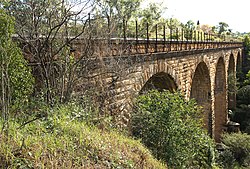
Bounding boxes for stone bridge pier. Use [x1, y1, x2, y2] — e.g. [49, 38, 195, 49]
[77, 47, 242, 142]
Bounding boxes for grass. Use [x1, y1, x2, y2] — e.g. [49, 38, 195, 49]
[0, 104, 166, 168]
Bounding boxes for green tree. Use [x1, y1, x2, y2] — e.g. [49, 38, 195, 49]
[217, 22, 229, 39]
[131, 90, 215, 168]
[233, 85, 250, 133]
[96, 0, 141, 37]
[218, 22, 229, 34]
[182, 20, 195, 40]
[136, 2, 165, 37]
[243, 34, 250, 55]
[184, 20, 195, 30]
[0, 9, 34, 121]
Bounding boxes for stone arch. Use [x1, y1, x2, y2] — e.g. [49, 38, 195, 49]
[214, 57, 227, 142]
[190, 62, 212, 135]
[228, 54, 236, 110]
[137, 62, 181, 93]
[140, 72, 177, 93]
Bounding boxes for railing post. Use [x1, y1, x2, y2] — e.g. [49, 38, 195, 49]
[190, 29, 193, 42]
[194, 30, 196, 41]
[146, 22, 149, 53]
[198, 31, 200, 49]
[194, 30, 197, 49]
[155, 24, 158, 52]
[204, 33, 206, 48]
[123, 19, 126, 41]
[203, 32, 205, 49]
[181, 28, 184, 50]
[163, 25, 166, 52]
[176, 28, 179, 50]
[207, 33, 211, 49]
[198, 31, 200, 41]
[190, 29, 193, 50]
[206, 33, 209, 48]
[185, 29, 188, 50]
[107, 15, 111, 55]
[88, 13, 91, 27]
[136, 20, 138, 53]
[122, 19, 127, 54]
[170, 27, 172, 51]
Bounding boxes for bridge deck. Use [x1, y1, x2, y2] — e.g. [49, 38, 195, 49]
[73, 38, 243, 57]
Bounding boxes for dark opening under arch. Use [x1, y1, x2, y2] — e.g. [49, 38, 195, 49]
[140, 72, 177, 93]
[190, 62, 212, 136]
[236, 52, 241, 72]
[228, 54, 236, 110]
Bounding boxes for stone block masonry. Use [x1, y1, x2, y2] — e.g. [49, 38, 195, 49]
[75, 47, 242, 142]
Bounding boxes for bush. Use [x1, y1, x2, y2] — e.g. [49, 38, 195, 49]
[0, 9, 34, 118]
[216, 147, 236, 169]
[237, 85, 250, 105]
[233, 85, 250, 132]
[217, 133, 250, 168]
[0, 103, 166, 168]
[131, 90, 215, 168]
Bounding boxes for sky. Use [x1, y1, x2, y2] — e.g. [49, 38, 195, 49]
[142, 0, 250, 33]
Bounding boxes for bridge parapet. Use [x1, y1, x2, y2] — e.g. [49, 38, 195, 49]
[108, 39, 243, 56]
[71, 38, 243, 58]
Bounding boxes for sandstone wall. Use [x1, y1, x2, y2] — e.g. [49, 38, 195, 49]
[75, 47, 242, 141]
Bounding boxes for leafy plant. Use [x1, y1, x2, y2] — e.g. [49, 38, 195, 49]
[217, 133, 250, 168]
[131, 90, 215, 168]
[232, 85, 250, 132]
[0, 9, 34, 122]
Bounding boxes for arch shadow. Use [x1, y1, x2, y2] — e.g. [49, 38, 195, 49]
[140, 72, 177, 94]
[228, 54, 236, 110]
[190, 62, 212, 136]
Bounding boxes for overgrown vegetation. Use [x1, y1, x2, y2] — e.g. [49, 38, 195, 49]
[0, 9, 34, 126]
[231, 33, 250, 133]
[131, 90, 216, 168]
[217, 33, 250, 169]
[217, 133, 250, 169]
[0, 103, 166, 168]
[0, 0, 249, 168]
[234, 85, 250, 133]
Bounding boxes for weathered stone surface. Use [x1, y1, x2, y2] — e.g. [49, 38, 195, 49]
[75, 47, 242, 142]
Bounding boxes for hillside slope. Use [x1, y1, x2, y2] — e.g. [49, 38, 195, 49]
[0, 109, 166, 168]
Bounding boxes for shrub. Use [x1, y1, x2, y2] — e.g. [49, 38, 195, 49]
[233, 85, 250, 132]
[131, 90, 215, 168]
[0, 9, 34, 119]
[237, 85, 250, 105]
[0, 103, 166, 168]
[217, 133, 250, 168]
[216, 147, 236, 169]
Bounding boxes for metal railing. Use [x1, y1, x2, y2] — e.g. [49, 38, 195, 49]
[106, 38, 243, 56]
[84, 18, 244, 57]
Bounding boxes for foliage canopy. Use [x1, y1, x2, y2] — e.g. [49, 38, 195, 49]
[131, 90, 215, 168]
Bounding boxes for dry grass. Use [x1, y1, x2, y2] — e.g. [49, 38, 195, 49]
[0, 105, 166, 169]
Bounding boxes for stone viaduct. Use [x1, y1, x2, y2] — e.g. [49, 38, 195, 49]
[73, 39, 243, 142]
